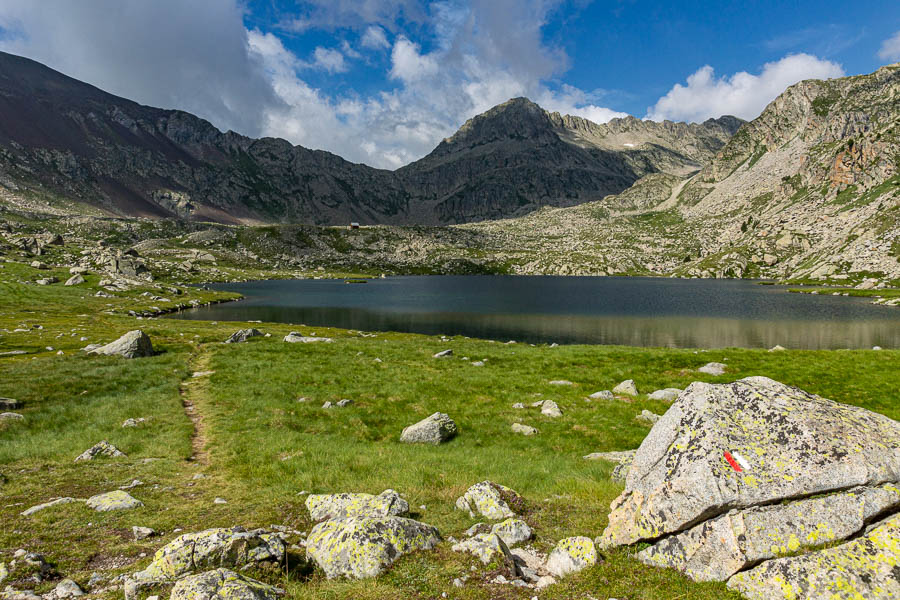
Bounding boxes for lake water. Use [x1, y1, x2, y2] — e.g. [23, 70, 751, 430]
[169, 276, 900, 349]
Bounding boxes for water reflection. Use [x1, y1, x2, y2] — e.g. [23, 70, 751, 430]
[168, 276, 900, 349]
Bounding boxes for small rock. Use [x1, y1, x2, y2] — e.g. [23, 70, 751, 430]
[0, 398, 23, 410]
[512, 402, 525, 409]
[321, 401, 333, 409]
[86, 490, 142, 512]
[647, 388, 681, 402]
[472, 361, 485, 367]
[548, 380, 573, 386]
[284, 333, 333, 343]
[769, 345, 786, 352]
[0, 412, 24, 421]
[697, 362, 726, 376]
[122, 418, 146, 428]
[546, 537, 598, 578]
[224, 329, 263, 344]
[214, 498, 227, 504]
[21, 497, 83, 516]
[455, 481, 523, 520]
[490, 518, 532, 545]
[511, 423, 538, 436]
[588, 390, 614, 400]
[612, 380, 639, 396]
[540, 400, 562, 418]
[64, 275, 85, 286]
[53, 579, 84, 599]
[433, 349, 453, 358]
[400, 412, 457, 444]
[74, 441, 125, 462]
[336, 398, 352, 407]
[88, 330, 153, 359]
[132, 526, 156, 540]
[635, 409, 661, 425]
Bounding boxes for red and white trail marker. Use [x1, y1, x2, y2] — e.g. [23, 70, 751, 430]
[724, 450, 750, 473]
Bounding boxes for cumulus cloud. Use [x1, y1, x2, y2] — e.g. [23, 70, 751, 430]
[646, 53, 844, 122]
[311, 47, 348, 72]
[389, 37, 438, 82]
[0, 0, 281, 137]
[878, 31, 900, 62]
[360, 25, 390, 49]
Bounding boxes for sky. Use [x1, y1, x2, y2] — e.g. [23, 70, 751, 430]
[0, 1, 898, 170]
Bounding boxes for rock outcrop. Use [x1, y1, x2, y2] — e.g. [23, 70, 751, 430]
[305, 489, 409, 521]
[399, 412, 457, 444]
[88, 330, 153, 358]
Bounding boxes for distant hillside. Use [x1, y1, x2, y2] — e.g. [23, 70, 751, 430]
[0, 51, 740, 225]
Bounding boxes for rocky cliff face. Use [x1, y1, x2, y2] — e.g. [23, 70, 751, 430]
[0, 52, 739, 225]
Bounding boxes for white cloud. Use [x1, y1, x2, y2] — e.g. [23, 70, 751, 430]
[360, 25, 389, 50]
[389, 37, 438, 82]
[646, 53, 845, 122]
[312, 47, 347, 72]
[878, 31, 900, 62]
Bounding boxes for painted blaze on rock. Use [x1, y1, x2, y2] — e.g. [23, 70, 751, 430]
[305, 516, 440, 579]
[601, 377, 900, 548]
[727, 513, 900, 600]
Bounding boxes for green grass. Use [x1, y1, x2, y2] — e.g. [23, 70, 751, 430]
[1, 259, 899, 599]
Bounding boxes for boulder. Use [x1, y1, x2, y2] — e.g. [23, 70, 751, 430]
[74, 441, 125, 462]
[612, 380, 639, 396]
[697, 362, 726, 376]
[21, 497, 82, 516]
[283, 333, 333, 343]
[588, 390, 614, 400]
[224, 329, 263, 344]
[451, 533, 519, 573]
[64, 275, 85, 286]
[305, 516, 440, 579]
[400, 412, 457, 444]
[727, 513, 900, 599]
[489, 518, 533, 546]
[433, 349, 453, 358]
[170, 569, 278, 600]
[0, 412, 24, 421]
[53, 579, 83, 599]
[600, 377, 900, 548]
[306, 489, 409, 521]
[133, 526, 156, 541]
[86, 490, 142, 512]
[510, 423, 537, 436]
[131, 527, 285, 581]
[648, 388, 681, 402]
[455, 481, 523, 520]
[540, 400, 562, 417]
[638, 483, 900, 581]
[89, 330, 153, 358]
[122, 418, 146, 428]
[545, 537, 598, 578]
[36, 277, 58, 285]
[0, 398, 22, 410]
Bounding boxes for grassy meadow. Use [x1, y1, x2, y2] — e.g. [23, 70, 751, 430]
[1, 262, 898, 600]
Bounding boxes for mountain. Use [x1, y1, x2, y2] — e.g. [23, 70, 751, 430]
[0, 51, 741, 225]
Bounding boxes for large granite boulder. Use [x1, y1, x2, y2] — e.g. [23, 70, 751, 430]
[600, 377, 900, 548]
[170, 569, 278, 600]
[305, 516, 440, 579]
[306, 489, 409, 521]
[88, 330, 153, 358]
[727, 513, 900, 600]
[637, 483, 900, 581]
[399, 412, 457, 444]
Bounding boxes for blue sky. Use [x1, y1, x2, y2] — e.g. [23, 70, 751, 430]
[1, 1, 898, 168]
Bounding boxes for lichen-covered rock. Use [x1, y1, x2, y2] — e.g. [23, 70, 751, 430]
[451, 533, 518, 569]
[74, 440, 125, 462]
[53, 579, 83, 599]
[648, 388, 681, 402]
[600, 377, 900, 548]
[489, 518, 533, 546]
[727, 513, 900, 600]
[305, 516, 440, 579]
[170, 569, 278, 600]
[306, 489, 409, 521]
[455, 481, 523, 520]
[638, 483, 900, 581]
[612, 380, 638, 396]
[20, 497, 83, 516]
[132, 527, 285, 580]
[635, 409, 660, 425]
[540, 400, 562, 417]
[283, 333, 333, 343]
[545, 537, 598, 578]
[224, 328, 263, 344]
[89, 330, 153, 358]
[399, 412, 457, 444]
[86, 490, 142, 512]
[588, 390, 613, 400]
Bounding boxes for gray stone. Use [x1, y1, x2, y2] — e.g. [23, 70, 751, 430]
[88, 330, 153, 358]
[122, 418, 146, 428]
[224, 328, 263, 344]
[132, 526, 156, 541]
[35, 277, 58, 285]
[548, 380, 573, 386]
[21, 497, 83, 516]
[648, 388, 681, 402]
[612, 380, 639, 396]
[455, 481, 522, 520]
[540, 400, 562, 417]
[74, 441, 125, 462]
[400, 412, 457, 444]
[284, 333, 333, 343]
[727, 513, 900, 600]
[433, 349, 453, 358]
[86, 490, 142, 512]
[589, 390, 614, 400]
[170, 569, 278, 600]
[64, 274, 85, 286]
[53, 579, 83, 599]
[510, 423, 537, 436]
[600, 377, 900, 548]
[451, 533, 519, 575]
[545, 537, 598, 578]
[489, 518, 532, 546]
[306, 516, 440, 579]
[638, 483, 900, 581]
[697, 362, 726, 376]
[335, 398, 352, 407]
[306, 489, 409, 521]
[0, 412, 24, 421]
[635, 409, 661, 425]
